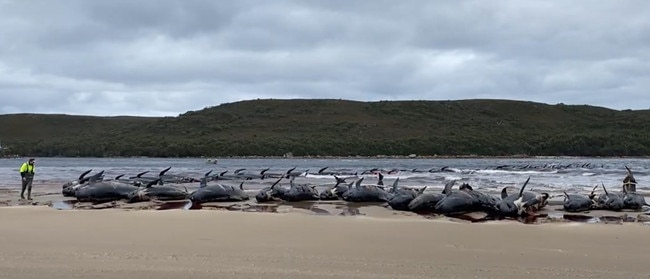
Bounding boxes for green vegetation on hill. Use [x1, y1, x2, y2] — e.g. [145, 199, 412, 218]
[1, 99, 649, 157]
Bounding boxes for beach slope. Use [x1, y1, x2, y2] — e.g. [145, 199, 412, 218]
[0, 207, 648, 279]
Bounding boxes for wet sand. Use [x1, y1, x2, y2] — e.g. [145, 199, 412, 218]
[1, 206, 649, 279]
[1, 183, 650, 278]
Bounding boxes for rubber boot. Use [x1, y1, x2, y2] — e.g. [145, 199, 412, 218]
[27, 185, 32, 200]
[20, 183, 26, 200]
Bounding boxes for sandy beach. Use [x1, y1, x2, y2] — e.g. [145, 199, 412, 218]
[0, 206, 648, 279]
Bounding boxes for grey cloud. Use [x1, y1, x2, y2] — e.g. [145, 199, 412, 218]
[1, 0, 649, 116]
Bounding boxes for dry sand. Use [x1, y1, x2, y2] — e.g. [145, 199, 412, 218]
[0, 206, 649, 279]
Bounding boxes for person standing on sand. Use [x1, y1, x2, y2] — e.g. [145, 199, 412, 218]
[19, 158, 35, 200]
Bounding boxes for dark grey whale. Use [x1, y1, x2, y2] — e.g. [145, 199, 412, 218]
[75, 174, 143, 203]
[613, 166, 649, 211]
[126, 179, 189, 203]
[189, 172, 250, 203]
[255, 178, 287, 203]
[61, 169, 95, 197]
[278, 177, 320, 202]
[562, 191, 593, 212]
[408, 180, 456, 212]
[434, 182, 501, 216]
[496, 177, 549, 217]
[591, 184, 624, 211]
[387, 178, 427, 211]
[342, 177, 391, 203]
[319, 176, 349, 200]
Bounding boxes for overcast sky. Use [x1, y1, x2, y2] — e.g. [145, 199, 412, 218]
[1, 0, 649, 116]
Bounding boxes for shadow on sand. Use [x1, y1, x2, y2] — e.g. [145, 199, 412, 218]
[49, 199, 650, 225]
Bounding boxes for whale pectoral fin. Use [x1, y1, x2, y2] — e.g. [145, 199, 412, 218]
[518, 177, 532, 197]
[459, 184, 473, 191]
[270, 177, 283, 189]
[146, 178, 160, 188]
[514, 196, 525, 215]
[521, 198, 541, 210]
[334, 176, 347, 184]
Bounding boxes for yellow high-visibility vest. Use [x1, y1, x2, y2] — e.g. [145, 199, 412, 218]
[19, 162, 35, 174]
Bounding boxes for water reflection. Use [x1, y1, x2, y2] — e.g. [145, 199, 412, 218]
[50, 200, 77, 210]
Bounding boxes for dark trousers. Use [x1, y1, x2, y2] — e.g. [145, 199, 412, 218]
[21, 177, 33, 199]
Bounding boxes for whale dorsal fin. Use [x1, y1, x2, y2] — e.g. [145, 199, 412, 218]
[601, 183, 609, 196]
[219, 170, 228, 176]
[204, 170, 213, 177]
[89, 170, 105, 183]
[391, 177, 400, 191]
[78, 169, 93, 181]
[286, 167, 296, 174]
[501, 187, 509, 199]
[260, 167, 270, 175]
[319, 167, 328, 174]
[136, 171, 149, 178]
[239, 181, 245, 190]
[114, 174, 125, 180]
[418, 186, 427, 194]
[234, 168, 246, 174]
[355, 177, 364, 189]
[442, 180, 456, 195]
[159, 166, 172, 177]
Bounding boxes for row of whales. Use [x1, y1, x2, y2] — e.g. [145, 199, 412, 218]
[562, 166, 649, 212]
[250, 172, 549, 218]
[59, 165, 649, 219]
[61, 167, 198, 198]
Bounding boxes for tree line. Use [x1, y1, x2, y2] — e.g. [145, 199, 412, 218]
[1, 99, 649, 157]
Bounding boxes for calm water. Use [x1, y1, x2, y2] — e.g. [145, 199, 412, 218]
[1, 157, 649, 192]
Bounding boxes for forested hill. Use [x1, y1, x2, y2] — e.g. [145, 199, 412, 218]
[1, 99, 650, 157]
